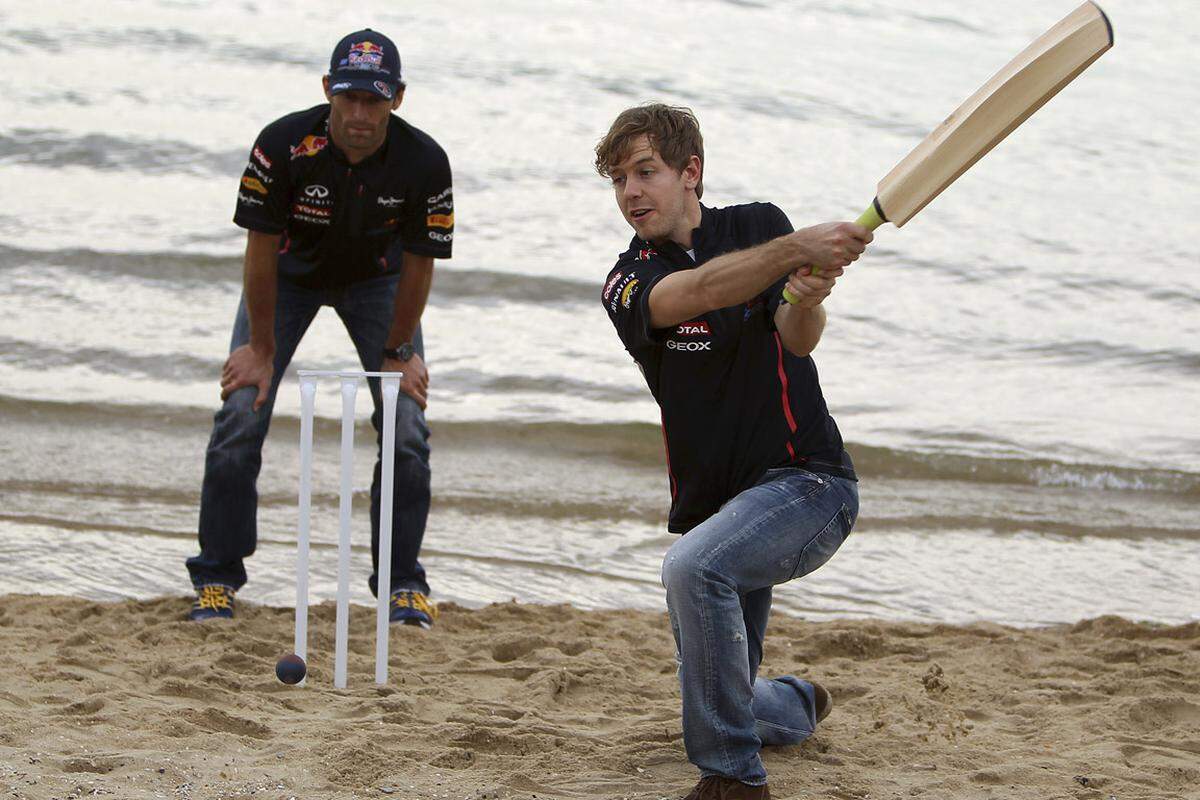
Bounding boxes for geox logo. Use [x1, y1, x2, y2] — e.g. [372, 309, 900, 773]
[666, 340, 712, 351]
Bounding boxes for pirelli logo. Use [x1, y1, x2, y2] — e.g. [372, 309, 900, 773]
[426, 213, 454, 229]
[241, 176, 268, 195]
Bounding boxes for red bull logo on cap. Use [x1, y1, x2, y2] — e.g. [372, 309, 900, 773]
[290, 135, 328, 160]
[348, 40, 384, 70]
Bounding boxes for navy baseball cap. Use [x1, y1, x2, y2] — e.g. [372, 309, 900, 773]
[327, 29, 403, 100]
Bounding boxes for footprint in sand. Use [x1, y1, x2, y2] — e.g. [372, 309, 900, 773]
[490, 635, 591, 663]
[61, 756, 122, 774]
[183, 707, 271, 739]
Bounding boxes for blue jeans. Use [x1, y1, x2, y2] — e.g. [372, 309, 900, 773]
[661, 467, 859, 785]
[186, 273, 432, 598]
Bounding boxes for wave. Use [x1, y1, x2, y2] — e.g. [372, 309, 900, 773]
[6, 26, 318, 68]
[2, 395, 1197, 497]
[0, 128, 244, 177]
[0, 244, 596, 304]
[1016, 340, 1200, 376]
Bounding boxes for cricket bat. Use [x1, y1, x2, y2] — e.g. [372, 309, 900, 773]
[783, 1, 1113, 304]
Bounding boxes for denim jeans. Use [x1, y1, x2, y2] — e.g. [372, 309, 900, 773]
[661, 467, 859, 785]
[186, 273, 432, 598]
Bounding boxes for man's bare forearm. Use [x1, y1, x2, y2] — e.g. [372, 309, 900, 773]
[649, 237, 803, 329]
[647, 222, 868, 330]
[244, 231, 281, 355]
[694, 236, 803, 310]
[387, 253, 434, 348]
[775, 302, 826, 357]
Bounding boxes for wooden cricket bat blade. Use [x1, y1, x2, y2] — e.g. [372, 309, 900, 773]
[877, 1, 1114, 227]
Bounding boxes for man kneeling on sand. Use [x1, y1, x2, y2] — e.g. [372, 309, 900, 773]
[594, 104, 872, 799]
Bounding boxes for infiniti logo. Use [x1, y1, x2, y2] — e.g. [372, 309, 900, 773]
[304, 184, 329, 198]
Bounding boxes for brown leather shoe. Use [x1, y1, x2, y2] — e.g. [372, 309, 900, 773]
[811, 679, 833, 723]
[682, 776, 771, 799]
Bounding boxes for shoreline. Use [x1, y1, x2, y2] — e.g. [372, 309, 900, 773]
[1, 594, 1197, 799]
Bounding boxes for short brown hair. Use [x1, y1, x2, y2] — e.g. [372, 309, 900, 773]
[595, 104, 705, 199]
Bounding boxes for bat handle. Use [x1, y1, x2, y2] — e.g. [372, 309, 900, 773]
[782, 201, 886, 305]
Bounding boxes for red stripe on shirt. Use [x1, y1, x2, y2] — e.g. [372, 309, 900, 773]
[774, 332, 800, 462]
[774, 332, 798, 433]
[660, 411, 677, 503]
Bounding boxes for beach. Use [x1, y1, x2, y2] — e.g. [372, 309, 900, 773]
[1, 594, 1197, 799]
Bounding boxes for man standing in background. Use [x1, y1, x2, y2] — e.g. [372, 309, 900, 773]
[595, 104, 870, 799]
[185, 29, 452, 629]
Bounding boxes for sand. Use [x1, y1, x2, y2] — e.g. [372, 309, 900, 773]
[0, 595, 1197, 800]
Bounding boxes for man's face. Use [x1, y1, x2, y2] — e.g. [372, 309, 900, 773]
[322, 78, 402, 155]
[608, 134, 699, 245]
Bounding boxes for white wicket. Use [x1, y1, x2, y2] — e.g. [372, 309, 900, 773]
[294, 370, 403, 688]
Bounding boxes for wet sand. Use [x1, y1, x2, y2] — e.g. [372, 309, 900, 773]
[0, 594, 1197, 799]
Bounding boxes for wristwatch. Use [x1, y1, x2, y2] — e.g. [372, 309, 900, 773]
[383, 342, 415, 362]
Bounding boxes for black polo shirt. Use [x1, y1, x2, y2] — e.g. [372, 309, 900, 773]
[603, 202, 856, 534]
[234, 104, 453, 289]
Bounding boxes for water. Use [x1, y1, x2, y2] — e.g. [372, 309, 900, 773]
[0, 0, 1197, 627]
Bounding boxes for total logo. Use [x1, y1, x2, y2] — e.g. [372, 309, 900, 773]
[666, 340, 712, 352]
[293, 203, 331, 218]
[304, 184, 329, 198]
[675, 321, 710, 336]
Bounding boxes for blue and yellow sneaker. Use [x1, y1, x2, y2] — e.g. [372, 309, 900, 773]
[388, 590, 437, 629]
[188, 584, 236, 621]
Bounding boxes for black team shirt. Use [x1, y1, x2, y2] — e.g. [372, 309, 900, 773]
[234, 104, 453, 288]
[603, 203, 856, 534]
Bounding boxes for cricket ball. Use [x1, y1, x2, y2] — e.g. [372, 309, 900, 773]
[275, 653, 306, 684]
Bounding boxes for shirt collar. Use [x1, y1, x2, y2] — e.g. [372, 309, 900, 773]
[639, 203, 713, 266]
